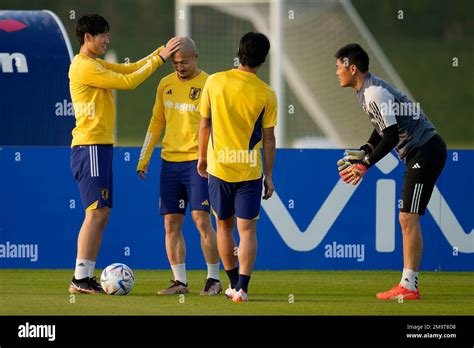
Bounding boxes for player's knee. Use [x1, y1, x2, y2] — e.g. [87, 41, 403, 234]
[164, 215, 183, 235]
[164, 225, 182, 238]
[192, 213, 211, 234]
[399, 213, 409, 229]
[87, 207, 110, 225]
[216, 217, 234, 231]
[239, 227, 257, 240]
[399, 212, 418, 231]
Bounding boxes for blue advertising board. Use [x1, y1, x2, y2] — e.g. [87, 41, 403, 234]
[0, 10, 74, 145]
[0, 148, 472, 271]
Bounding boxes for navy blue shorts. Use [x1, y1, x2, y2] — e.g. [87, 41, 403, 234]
[159, 160, 210, 215]
[208, 174, 263, 220]
[71, 145, 113, 211]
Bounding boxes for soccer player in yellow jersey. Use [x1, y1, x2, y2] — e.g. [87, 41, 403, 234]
[197, 32, 277, 302]
[68, 14, 181, 294]
[137, 38, 222, 295]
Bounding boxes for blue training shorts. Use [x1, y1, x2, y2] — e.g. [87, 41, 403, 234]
[70, 145, 113, 211]
[208, 174, 263, 220]
[159, 159, 210, 215]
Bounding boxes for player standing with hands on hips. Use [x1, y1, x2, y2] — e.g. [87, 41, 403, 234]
[198, 32, 277, 302]
[137, 37, 222, 296]
[335, 43, 447, 300]
[68, 13, 181, 294]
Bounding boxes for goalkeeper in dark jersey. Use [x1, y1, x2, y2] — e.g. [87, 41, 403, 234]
[335, 43, 447, 300]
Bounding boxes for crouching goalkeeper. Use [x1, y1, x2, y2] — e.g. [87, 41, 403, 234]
[334, 43, 447, 300]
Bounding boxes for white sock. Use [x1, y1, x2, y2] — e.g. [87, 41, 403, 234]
[207, 263, 220, 281]
[171, 263, 187, 285]
[88, 261, 96, 278]
[400, 268, 419, 291]
[74, 259, 90, 280]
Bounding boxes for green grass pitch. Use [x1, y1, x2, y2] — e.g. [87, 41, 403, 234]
[1, 270, 472, 315]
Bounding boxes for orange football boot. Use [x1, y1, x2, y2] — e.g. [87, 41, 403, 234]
[376, 284, 420, 300]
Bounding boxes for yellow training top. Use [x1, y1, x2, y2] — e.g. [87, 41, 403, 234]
[69, 47, 165, 147]
[137, 70, 208, 169]
[198, 69, 277, 183]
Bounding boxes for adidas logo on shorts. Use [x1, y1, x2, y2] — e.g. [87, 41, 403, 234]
[412, 163, 421, 169]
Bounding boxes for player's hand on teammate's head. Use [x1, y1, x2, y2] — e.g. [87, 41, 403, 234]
[197, 159, 208, 178]
[160, 37, 182, 60]
[263, 175, 275, 200]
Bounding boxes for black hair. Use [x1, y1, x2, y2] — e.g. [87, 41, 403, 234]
[237, 32, 270, 68]
[76, 14, 110, 46]
[335, 43, 369, 73]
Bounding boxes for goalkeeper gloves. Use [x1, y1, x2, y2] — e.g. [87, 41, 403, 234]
[339, 163, 368, 185]
[337, 149, 371, 185]
[336, 149, 366, 172]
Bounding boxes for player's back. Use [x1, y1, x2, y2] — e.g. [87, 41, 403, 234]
[207, 69, 274, 148]
[202, 69, 277, 182]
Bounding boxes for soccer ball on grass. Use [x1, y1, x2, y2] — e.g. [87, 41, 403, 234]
[100, 263, 135, 295]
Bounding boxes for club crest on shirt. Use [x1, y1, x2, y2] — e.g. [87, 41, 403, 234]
[189, 87, 201, 100]
[101, 189, 109, 201]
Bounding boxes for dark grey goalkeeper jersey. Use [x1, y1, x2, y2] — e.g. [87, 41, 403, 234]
[356, 73, 436, 160]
